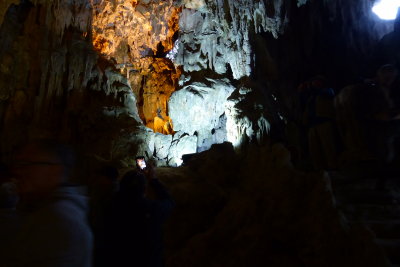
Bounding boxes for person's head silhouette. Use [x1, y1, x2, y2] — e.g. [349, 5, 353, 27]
[12, 139, 75, 200]
[119, 170, 146, 196]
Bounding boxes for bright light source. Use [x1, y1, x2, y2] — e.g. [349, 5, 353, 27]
[372, 0, 400, 20]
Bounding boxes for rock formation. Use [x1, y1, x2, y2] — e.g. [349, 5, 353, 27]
[1, 0, 398, 265]
[91, 0, 181, 131]
[160, 143, 389, 267]
[0, 0, 292, 166]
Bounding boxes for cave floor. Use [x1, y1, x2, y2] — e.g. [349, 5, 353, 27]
[329, 167, 400, 266]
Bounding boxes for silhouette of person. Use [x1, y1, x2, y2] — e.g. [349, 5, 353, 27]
[90, 164, 119, 267]
[103, 162, 174, 267]
[0, 167, 20, 259]
[3, 139, 93, 267]
[301, 76, 339, 169]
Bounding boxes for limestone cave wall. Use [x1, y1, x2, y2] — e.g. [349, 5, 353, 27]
[0, 0, 144, 166]
[0, 0, 288, 166]
[0, 0, 395, 167]
[0, 0, 395, 266]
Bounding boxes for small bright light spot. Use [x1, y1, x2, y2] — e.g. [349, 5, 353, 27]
[166, 39, 180, 61]
[372, 0, 400, 20]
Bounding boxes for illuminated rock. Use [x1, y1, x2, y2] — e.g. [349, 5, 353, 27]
[226, 85, 271, 148]
[87, 0, 282, 154]
[137, 59, 181, 130]
[154, 116, 173, 135]
[0, 0, 279, 166]
[175, 0, 288, 79]
[169, 78, 232, 134]
[154, 132, 173, 164]
[2, 0, 391, 168]
[167, 132, 197, 166]
[91, 0, 182, 133]
[91, 0, 179, 64]
[169, 76, 235, 150]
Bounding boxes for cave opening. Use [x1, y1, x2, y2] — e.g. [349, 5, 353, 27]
[372, 0, 400, 20]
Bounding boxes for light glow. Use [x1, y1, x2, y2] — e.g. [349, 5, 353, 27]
[372, 0, 400, 20]
[166, 39, 180, 61]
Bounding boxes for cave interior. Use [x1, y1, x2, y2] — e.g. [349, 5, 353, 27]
[1, 0, 400, 266]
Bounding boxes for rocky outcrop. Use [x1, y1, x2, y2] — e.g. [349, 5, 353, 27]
[91, 0, 179, 64]
[91, 0, 182, 131]
[0, 0, 305, 166]
[0, 0, 186, 166]
[0, 1, 93, 152]
[1, 0, 393, 167]
[168, 0, 292, 151]
[169, 75, 235, 151]
[160, 142, 389, 267]
[88, 0, 287, 143]
[134, 58, 181, 129]
[176, 0, 289, 80]
[225, 84, 271, 148]
[0, 0, 396, 264]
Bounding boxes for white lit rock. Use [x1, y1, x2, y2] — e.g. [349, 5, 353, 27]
[175, 0, 288, 79]
[225, 85, 271, 148]
[167, 132, 197, 166]
[169, 77, 235, 134]
[154, 133, 173, 161]
[169, 77, 235, 150]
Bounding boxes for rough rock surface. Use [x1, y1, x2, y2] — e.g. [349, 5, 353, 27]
[0, 0, 298, 166]
[88, 0, 285, 146]
[91, 0, 179, 64]
[0, 0, 187, 166]
[0, 0, 397, 264]
[169, 75, 235, 151]
[167, 131, 197, 166]
[0, 1, 165, 163]
[226, 83, 271, 148]
[0, 0, 396, 168]
[159, 143, 389, 267]
[91, 0, 182, 132]
[176, 0, 288, 79]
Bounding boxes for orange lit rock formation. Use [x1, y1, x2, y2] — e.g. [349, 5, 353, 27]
[91, 0, 182, 133]
[91, 0, 179, 62]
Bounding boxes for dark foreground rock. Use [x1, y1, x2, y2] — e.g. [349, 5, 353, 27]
[157, 142, 389, 267]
